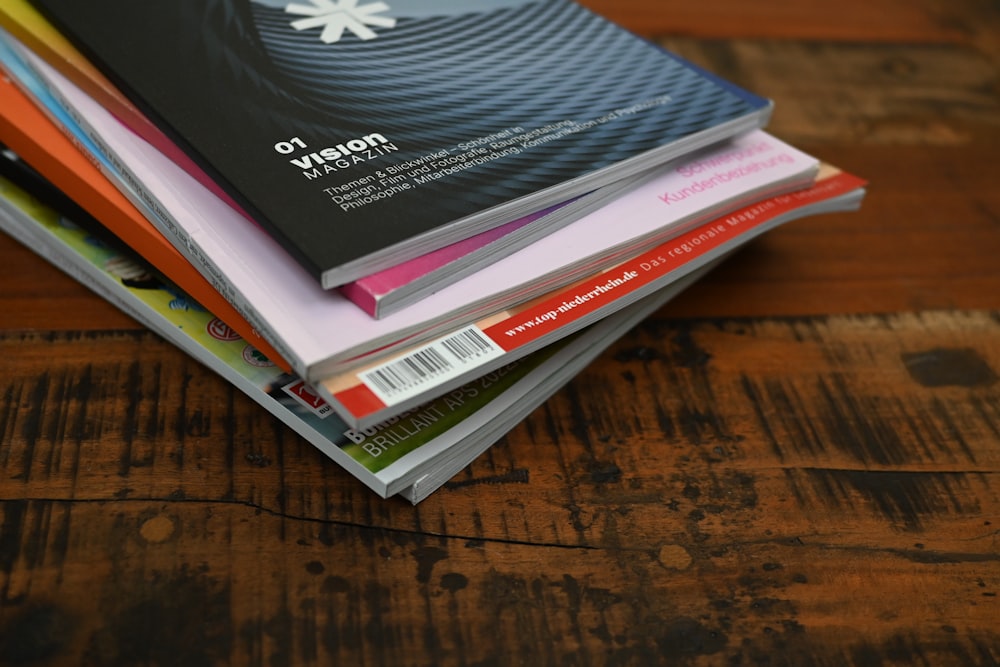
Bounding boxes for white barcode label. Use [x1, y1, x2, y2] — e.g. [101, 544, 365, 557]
[359, 326, 504, 406]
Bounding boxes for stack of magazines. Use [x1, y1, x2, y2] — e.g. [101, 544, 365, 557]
[0, 0, 866, 502]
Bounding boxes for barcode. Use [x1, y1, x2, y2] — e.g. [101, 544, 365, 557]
[364, 347, 451, 395]
[441, 327, 495, 360]
[359, 326, 504, 406]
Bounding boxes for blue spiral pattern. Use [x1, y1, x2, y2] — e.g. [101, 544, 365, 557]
[31, 0, 769, 279]
[248, 1, 762, 206]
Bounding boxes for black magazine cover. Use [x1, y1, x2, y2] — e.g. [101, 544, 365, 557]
[29, 0, 773, 287]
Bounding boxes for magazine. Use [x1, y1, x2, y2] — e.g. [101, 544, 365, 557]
[0, 71, 289, 370]
[0, 168, 713, 501]
[0, 41, 820, 388]
[318, 166, 868, 428]
[0, 22, 664, 322]
[340, 198, 579, 318]
[26, 0, 774, 288]
[0, 5, 735, 319]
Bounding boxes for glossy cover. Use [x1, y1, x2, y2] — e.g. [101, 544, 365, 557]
[340, 199, 571, 317]
[29, 0, 772, 287]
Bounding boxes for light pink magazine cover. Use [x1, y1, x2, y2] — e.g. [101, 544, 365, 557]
[29, 48, 819, 382]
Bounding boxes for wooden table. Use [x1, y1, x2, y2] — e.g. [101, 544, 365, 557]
[2, 1, 999, 664]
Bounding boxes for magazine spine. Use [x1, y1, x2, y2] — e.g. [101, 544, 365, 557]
[5, 40, 309, 378]
[0, 190, 400, 497]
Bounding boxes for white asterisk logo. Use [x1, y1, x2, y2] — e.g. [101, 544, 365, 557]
[285, 0, 396, 43]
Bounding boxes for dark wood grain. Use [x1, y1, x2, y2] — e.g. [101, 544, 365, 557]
[2, 0, 1000, 665]
[581, 0, 972, 43]
[2, 311, 998, 665]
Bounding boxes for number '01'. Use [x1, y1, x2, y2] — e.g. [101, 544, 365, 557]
[274, 137, 307, 154]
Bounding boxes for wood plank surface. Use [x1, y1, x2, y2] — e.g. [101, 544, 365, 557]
[1, 0, 999, 664]
[582, 0, 972, 43]
[2, 311, 998, 665]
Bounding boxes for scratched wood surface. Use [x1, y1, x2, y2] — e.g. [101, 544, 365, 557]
[1, 0, 1000, 665]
